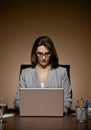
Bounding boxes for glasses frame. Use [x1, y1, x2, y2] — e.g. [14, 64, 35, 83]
[36, 52, 51, 58]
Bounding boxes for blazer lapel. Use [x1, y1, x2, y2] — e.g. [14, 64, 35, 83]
[31, 67, 41, 88]
[31, 67, 57, 88]
[44, 69, 56, 88]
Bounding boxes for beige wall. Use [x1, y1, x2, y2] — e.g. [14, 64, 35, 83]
[0, 0, 91, 109]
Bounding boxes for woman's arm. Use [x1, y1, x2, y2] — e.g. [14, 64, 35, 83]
[14, 71, 26, 111]
[61, 68, 72, 113]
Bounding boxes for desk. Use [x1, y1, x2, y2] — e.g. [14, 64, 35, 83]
[1, 113, 91, 130]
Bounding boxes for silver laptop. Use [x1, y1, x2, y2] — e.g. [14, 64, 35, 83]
[20, 88, 64, 117]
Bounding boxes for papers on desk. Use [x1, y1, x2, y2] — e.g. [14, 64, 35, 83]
[88, 108, 91, 117]
[1, 113, 15, 119]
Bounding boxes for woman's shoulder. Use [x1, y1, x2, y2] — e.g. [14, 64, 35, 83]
[21, 67, 35, 74]
[55, 66, 68, 77]
[55, 65, 67, 75]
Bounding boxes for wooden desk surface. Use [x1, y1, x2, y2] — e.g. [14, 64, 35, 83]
[1, 113, 91, 130]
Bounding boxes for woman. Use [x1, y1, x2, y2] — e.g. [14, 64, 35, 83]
[14, 36, 72, 114]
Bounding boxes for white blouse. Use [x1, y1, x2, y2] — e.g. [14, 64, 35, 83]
[41, 83, 45, 88]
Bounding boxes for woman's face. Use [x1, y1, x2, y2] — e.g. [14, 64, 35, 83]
[36, 45, 51, 67]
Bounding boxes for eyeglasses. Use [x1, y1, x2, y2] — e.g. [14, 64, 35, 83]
[36, 52, 51, 58]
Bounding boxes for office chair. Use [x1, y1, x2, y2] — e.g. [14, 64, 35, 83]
[20, 64, 72, 97]
[20, 64, 70, 81]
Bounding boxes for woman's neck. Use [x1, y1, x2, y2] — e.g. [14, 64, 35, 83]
[37, 64, 51, 72]
[37, 64, 51, 83]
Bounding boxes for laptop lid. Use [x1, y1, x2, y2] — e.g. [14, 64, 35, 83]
[20, 88, 64, 117]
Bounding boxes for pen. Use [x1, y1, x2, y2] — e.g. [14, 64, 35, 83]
[84, 99, 90, 108]
[77, 98, 90, 108]
[79, 98, 84, 107]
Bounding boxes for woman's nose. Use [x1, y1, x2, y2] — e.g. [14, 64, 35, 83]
[42, 55, 46, 59]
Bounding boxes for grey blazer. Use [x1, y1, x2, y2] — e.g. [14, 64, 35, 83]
[14, 66, 72, 113]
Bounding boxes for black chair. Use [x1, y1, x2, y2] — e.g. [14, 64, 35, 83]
[20, 64, 72, 97]
[20, 64, 32, 75]
[20, 64, 70, 81]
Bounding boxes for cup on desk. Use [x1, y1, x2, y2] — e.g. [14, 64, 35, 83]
[0, 97, 8, 123]
[0, 104, 7, 114]
[76, 106, 88, 122]
[0, 98, 8, 114]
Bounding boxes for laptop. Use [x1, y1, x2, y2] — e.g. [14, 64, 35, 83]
[20, 88, 64, 117]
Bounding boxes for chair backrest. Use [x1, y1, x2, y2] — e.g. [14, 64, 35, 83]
[20, 64, 71, 84]
[20, 64, 32, 75]
[20, 64, 72, 97]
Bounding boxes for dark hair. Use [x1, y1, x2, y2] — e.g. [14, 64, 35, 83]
[31, 36, 59, 68]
